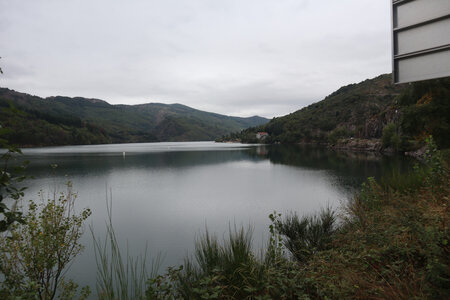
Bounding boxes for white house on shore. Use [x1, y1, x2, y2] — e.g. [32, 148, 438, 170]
[256, 132, 269, 140]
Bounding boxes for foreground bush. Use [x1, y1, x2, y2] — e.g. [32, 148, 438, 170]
[146, 226, 311, 299]
[0, 183, 91, 299]
[274, 208, 336, 264]
[0, 138, 28, 232]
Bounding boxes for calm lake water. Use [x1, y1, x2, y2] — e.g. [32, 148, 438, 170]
[20, 141, 415, 294]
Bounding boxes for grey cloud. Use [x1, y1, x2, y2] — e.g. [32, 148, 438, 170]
[0, 0, 393, 118]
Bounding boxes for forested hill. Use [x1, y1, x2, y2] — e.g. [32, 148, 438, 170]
[232, 74, 450, 151]
[0, 88, 268, 146]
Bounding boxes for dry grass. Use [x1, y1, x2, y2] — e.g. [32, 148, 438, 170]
[302, 168, 449, 299]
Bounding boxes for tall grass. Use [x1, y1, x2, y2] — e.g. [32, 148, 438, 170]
[90, 193, 161, 300]
[147, 217, 333, 299]
[177, 226, 257, 298]
[274, 207, 336, 263]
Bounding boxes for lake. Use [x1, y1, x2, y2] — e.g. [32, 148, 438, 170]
[20, 141, 415, 294]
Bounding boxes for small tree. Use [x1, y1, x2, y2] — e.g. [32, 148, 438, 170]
[327, 126, 349, 144]
[0, 131, 28, 232]
[382, 122, 400, 150]
[0, 183, 91, 299]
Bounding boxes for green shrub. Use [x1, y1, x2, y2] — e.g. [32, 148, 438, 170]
[382, 122, 399, 149]
[327, 126, 349, 144]
[274, 208, 336, 263]
[0, 135, 27, 232]
[146, 224, 312, 299]
[0, 183, 91, 299]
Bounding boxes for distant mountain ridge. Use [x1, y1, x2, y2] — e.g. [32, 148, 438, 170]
[0, 88, 269, 146]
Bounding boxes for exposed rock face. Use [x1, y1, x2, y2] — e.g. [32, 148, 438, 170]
[333, 138, 382, 152]
[405, 145, 428, 159]
[363, 117, 384, 138]
[362, 106, 402, 139]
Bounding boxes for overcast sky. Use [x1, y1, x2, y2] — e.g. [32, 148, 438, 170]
[0, 0, 392, 118]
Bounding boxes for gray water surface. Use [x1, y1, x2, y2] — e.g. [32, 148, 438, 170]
[20, 141, 415, 293]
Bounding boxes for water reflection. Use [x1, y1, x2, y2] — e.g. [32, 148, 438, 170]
[245, 144, 416, 194]
[24, 150, 263, 178]
[23, 143, 415, 196]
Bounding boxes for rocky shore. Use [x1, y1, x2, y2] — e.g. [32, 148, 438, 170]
[332, 138, 382, 152]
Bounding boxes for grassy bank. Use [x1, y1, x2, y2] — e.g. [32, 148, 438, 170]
[146, 139, 449, 299]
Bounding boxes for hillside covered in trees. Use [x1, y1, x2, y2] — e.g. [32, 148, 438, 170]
[228, 74, 450, 152]
[0, 88, 268, 147]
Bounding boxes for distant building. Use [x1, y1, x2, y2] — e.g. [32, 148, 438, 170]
[256, 132, 269, 140]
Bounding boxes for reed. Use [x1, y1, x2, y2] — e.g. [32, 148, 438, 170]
[91, 192, 161, 300]
[275, 207, 336, 263]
